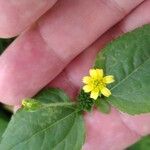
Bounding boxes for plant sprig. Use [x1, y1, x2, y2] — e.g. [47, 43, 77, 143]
[0, 25, 150, 150]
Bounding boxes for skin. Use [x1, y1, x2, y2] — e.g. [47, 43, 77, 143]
[0, 0, 149, 149]
[0, 0, 57, 37]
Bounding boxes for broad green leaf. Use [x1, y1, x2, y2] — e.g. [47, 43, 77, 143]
[34, 88, 70, 103]
[127, 135, 150, 150]
[95, 24, 150, 114]
[0, 88, 85, 150]
[95, 98, 111, 114]
[0, 38, 14, 54]
[0, 109, 10, 141]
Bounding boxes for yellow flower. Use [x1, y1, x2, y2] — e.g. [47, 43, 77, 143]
[82, 69, 114, 100]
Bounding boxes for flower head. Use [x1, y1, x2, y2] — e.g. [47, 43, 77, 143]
[82, 69, 114, 100]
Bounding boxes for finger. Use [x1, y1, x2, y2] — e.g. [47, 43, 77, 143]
[83, 109, 140, 150]
[50, 0, 150, 98]
[0, 0, 143, 105]
[49, 1, 150, 149]
[120, 112, 150, 136]
[0, 0, 57, 38]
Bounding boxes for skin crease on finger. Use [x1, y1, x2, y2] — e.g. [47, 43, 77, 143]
[0, 0, 144, 105]
[49, 1, 150, 150]
[0, 0, 57, 38]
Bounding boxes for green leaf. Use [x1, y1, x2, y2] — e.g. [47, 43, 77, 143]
[0, 88, 85, 150]
[0, 38, 14, 54]
[95, 24, 150, 114]
[95, 99, 111, 114]
[34, 88, 70, 103]
[0, 109, 10, 141]
[127, 135, 150, 150]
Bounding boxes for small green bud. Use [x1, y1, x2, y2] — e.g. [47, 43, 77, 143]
[22, 98, 42, 111]
[77, 90, 94, 112]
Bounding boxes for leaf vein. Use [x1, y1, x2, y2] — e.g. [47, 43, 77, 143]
[111, 57, 150, 91]
[10, 109, 78, 150]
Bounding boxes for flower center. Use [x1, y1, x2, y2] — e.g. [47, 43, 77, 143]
[93, 79, 105, 88]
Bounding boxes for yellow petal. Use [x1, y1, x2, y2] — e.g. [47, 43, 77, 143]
[101, 87, 111, 97]
[96, 69, 103, 78]
[89, 69, 97, 78]
[82, 76, 92, 84]
[103, 75, 114, 84]
[90, 89, 99, 100]
[83, 85, 93, 93]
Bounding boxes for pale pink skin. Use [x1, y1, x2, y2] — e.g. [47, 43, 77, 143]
[0, 0, 57, 37]
[0, 0, 150, 150]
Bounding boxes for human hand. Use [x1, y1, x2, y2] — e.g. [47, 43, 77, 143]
[0, 0, 150, 149]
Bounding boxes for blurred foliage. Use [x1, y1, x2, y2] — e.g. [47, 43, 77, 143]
[0, 38, 14, 54]
[0, 106, 11, 141]
[0, 38, 14, 141]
